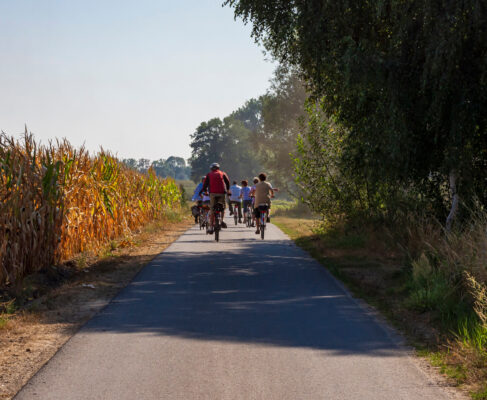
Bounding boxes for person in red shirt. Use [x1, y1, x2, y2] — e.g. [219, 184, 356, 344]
[199, 162, 231, 230]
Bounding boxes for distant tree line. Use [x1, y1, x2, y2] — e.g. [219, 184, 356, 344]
[122, 156, 191, 180]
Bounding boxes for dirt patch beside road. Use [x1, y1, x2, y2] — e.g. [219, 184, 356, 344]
[0, 217, 192, 400]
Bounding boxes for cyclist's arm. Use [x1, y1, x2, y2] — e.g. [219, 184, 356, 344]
[223, 173, 231, 192]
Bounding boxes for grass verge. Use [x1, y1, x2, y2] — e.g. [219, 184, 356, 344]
[273, 215, 486, 398]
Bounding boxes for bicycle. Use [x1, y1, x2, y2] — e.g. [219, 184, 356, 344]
[258, 204, 269, 240]
[199, 205, 208, 230]
[212, 202, 224, 242]
[246, 206, 253, 227]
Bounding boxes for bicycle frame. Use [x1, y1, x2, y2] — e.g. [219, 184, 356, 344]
[211, 202, 224, 242]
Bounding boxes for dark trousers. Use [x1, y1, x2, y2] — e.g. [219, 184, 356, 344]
[242, 200, 252, 216]
[229, 201, 242, 219]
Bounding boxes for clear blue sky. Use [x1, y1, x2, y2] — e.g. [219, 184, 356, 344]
[0, 0, 275, 160]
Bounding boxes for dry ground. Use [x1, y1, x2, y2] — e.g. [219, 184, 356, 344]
[0, 217, 192, 400]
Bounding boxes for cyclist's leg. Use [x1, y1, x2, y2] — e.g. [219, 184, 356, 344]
[237, 201, 242, 220]
[227, 195, 232, 214]
[254, 207, 261, 233]
[209, 194, 218, 228]
[216, 194, 227, 228]
[242, 200, 249, 222]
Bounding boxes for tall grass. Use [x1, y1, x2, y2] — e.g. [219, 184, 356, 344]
[401, 211, 487, 352]
[0, 131, 181, 285]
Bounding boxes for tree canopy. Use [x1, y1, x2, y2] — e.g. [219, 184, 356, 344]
[189, 67, 307, 193]
[225, 0, 487, 224]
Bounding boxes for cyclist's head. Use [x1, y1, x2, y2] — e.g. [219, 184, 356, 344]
[241, 180, 248, 186]
[258, 173, 267, 181]
[233, 180, 237, 185]
[253, 177, 259, 184]
[210, 162, 220, 171]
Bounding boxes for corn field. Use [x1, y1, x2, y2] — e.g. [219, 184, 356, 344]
[0, 131, 182, 285]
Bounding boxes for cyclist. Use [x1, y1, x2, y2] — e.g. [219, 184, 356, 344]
[249, 177, 259, 227]
[199, 163, 231, 232]
[253, 173, 274, 235]
[239, 180, 252, 224]
[191, 176, 206, 223]
[229, 180, 242, 223]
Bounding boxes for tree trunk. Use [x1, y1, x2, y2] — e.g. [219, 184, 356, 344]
[445, 169, 459, 232]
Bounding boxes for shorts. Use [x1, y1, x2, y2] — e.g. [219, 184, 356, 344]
[210, 193, 226, 209]
[254, 203, 270, 219]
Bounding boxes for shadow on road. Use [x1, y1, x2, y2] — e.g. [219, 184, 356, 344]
[80, 236, 401, 357]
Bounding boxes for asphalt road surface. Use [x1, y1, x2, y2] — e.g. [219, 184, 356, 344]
[16, 217, 457, 400]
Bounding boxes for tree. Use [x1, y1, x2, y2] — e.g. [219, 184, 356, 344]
[137, 158, 151, 173]
[122, 158, 137, 170]
[258, 65, 307, 191]
[230, 98, 262, 133]
[189, 117, 261, 182]
[225, 0, 487, 224]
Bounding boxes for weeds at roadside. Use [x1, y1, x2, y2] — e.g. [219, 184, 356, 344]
[0, 299, 18, 330]
[472, 387, 487, 399]
[273, 212, 487, 397]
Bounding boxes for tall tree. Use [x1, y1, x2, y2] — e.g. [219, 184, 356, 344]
[189, 117, 261, 182]
[259, 65, 307, 191]
[225, 0, 487, 223]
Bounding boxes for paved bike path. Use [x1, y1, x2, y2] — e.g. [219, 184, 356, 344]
[15, 218, 458, 399]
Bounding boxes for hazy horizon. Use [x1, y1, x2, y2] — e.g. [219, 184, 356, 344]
[0, 0, 275, 160]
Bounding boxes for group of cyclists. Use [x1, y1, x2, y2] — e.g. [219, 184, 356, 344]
[191, 162, 276, 236]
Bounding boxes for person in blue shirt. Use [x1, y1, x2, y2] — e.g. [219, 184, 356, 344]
[239, 180, 252, 224]
[228, 180, 242, 223]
